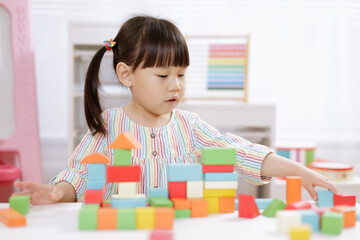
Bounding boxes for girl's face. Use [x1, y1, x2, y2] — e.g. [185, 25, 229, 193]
[129, 66, 187, 117]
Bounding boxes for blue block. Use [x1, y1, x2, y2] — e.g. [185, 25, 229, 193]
[356, 206, 360, 221]
[111, 197, 146, 209]
[204, 172, 238, 181]
[167, 163, 203, 182]
[277, 150, 290, 159]
[255, 198, 272, 210]
[298, 210, 320, 232]
[235, 198, 238, 210]
[148, 188, 169, 198]
[87, 180, 105, 190]
[317, 190, 333, 207]
[88, 164, 106, 182]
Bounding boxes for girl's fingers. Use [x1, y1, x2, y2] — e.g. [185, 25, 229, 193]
[14, 181, 39, 191]
[11, 191, 32, 196]
[49, 185, 63, 202]
[304, 184, 318, 201]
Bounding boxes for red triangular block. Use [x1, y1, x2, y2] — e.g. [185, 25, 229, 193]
[238, 194, 260, 218]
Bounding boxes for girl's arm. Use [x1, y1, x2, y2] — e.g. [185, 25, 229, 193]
[261, 153, 337, 201]
[13, 181, 77, 204]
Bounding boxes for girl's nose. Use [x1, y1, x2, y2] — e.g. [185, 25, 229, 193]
[169, 76, 181, 91]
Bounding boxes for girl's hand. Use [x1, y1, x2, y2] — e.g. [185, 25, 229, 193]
[295, 164, 337, 201]
[12, 181, 64, 205]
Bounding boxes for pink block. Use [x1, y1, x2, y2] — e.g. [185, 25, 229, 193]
[285, 200, 312, 210]
[150, 231, 173, 240]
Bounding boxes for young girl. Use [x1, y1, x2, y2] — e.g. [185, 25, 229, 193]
[14, 15, 336, 204]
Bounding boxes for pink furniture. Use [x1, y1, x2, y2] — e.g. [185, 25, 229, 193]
[0, 0, 42, 201]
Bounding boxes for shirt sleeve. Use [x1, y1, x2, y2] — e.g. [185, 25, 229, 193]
[50, 127, 108, 202]
[191, 112, 275, 185]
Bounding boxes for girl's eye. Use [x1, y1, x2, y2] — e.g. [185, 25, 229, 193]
[157, 75, 167, 78]
[178, 74, 185, 78]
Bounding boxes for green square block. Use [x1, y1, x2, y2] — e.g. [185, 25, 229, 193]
[114, 149, 132, 166]
[321, 212, 343, 235]
[78, 204, 99, 230]
[149, 197, 173, 207]
[117, 209, 136, 229]
[262, 198, 286, 217]
[201, 148, 236, 165]
[9, 195, 30, 215]
[175, 209, 191, 218]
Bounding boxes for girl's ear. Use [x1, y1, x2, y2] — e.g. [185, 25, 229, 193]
[116, 62, 132, 87]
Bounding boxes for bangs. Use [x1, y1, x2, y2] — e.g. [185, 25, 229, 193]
[133, 19, 189, 69]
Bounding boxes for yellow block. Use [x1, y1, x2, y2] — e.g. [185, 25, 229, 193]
[204, 197, 219, 214]
[203, 189, 236, 198]
[289, 225, 312, 240]
[136, 207, 155, 229]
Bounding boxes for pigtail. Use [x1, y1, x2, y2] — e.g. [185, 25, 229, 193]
[84, 47, 108, 135]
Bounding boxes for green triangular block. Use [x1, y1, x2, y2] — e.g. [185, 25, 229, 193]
[149, 197, 173, 207]
[262, 198, 286, 217]
[114, 149, 132, 166]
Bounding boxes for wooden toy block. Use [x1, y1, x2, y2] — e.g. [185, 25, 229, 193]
[238, 194, 260, 218]
[204, 172, 238, 181]
[88, 163, 106, 182]
[98, 208, 117, 230]
[168, 181, 186, 199]
[154, 207, 174, 229]
[186, 181, 203, 198]
[204, 180, 237, 189]
[117, 208, 136, 229]
[289, 224, 312, 240]
[317, 190, 333, 207]
[148, 188, 169, 198]
[262, 198, 286, 217]
[321, 211, 343, 235]
[219, 196, 235, 213]
[203, 189, 236, 198]
[201, 148, 236, 165]
[136, 207, 155, 229]
[9, 195, 30, 215]
[84, 187, 105, 204]
[149, 197, 173, 207]
[312, 206, 329, 218]
[276, 210, 302, 234]
[205, 197, 219, 214]
[150, 231, 173, 240]
[117, 182, 137, 198]
[111, 195, 146, 208]
[190, 198, 208, 217]
[286, 176, 301, 205]
[298, 210, 320, 232]
[175, 209, 191, 218]
[0, 208, 26, 227]
[171, 198, 191, 209]
[285, 200, 312, 210]
[255, 198, 272, 210]
[334, 193, 356, 207]
[106, 165, 140, 182]
[101, 199, 111, 208]
[167, 164, 203, 182]
[202, 164, 234, 173]
[80, 153, 110, 164]
[78, 204, 99, 230]
[331, 206, 356, 228]
[87, 180, 106, 190]
[114, 149, 131, 166]
[235, 198, 238, 210]
[109, 132, 142, 149]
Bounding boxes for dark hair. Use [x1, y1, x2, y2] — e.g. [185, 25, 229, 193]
[84, 15, 190, 135]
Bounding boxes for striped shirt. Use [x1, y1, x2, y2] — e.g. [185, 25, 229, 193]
[51, 107, 274, 201]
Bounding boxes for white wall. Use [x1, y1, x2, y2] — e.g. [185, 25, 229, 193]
[28, 0, 360, 180]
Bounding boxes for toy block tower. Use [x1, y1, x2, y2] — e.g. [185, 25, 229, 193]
[201, 148, 238, 214]
[80, 153, 110, 204]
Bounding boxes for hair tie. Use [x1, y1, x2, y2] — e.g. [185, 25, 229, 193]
[104, 38, 116, 50]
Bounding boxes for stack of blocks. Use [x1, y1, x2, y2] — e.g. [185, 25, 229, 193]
[79, 132, 175, 230]
[0, 195, 30, 227]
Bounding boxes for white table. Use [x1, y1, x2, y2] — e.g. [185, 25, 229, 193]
[1, 203, 359, 240]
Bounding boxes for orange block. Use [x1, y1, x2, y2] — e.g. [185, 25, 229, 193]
[171, 198, 191, 209]
[155, 207, 174, 229]
[0, 208, 26, 227]
[219, 196, 235, 213]
[98, 208, 117, 230]
[80, 153, 110, 164]
[190, 198, 208, 217]
[286, 176, 301, 205]
[109, 132, 142, 149]
[332, 206, 356, 228]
